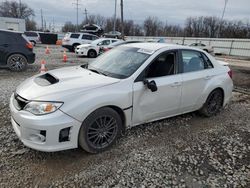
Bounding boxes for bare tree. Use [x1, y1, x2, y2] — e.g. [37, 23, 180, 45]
[62, 22, 76, 32]
[0, 0, 34, 19]
[26, 18, 37, 31]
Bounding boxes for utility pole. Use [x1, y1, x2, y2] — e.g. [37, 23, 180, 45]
[120, 0, 124, 39]
[84, 8, 88, 24]
[19, 0, 22, 18]
[73, 0, 81, 32]
[218, 0, 229, 37]
[41, 9, 44, 31]
[113, 0, 117, 33]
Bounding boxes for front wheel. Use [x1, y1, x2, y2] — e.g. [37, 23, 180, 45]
[199, 89, 224, 117]
[78, 107, 122, 153]
[88, 50, 97, 58]
[7, 54, 28, 71]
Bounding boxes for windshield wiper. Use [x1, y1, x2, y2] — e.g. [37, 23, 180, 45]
[88, 68, 107, 76]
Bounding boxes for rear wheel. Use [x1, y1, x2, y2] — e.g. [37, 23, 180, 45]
[7, 54, 28, 71]
[199, 89, 224, 117]
[79, 107, 122, 153]
[88, 50, 97, 58]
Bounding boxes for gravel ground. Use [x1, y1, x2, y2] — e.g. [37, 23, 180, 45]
[0, 45, 249, 188]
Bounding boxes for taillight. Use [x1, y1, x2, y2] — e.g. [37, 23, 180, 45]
[103, 47, 110, 52]
[228, 70, 233, 79]
[26, 42, 33, 49]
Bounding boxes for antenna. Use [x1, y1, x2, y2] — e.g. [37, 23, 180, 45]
[72, 0, 81, 32]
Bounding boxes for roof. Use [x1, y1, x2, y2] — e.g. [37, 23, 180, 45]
[123, 42, 201, 52]
[0, 29, 22, 34]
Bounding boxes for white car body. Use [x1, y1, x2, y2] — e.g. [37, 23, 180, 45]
[75, 38, 120, 57]
[10, 43, 233, 152]
[62, 32, 99, 52]
[24, 31, 41, 46]
[189, 43, 214, 53]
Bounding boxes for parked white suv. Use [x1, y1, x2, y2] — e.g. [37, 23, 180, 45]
[62, 32, 99, 52]
[10, 43, 233, 153]
[24, 31, 41, 46]
[75, 38, 120, 58]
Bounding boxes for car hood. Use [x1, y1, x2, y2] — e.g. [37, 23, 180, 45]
[16, 66, 120, 101]
[78, 44, 92, 48]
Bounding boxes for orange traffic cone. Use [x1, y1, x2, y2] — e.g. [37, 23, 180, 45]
[40, 60, 48, 73]
[63, 50, 67, 62]
[45, 45, 50, 54]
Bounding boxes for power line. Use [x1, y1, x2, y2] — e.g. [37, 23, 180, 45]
[219, 0, 229, 37]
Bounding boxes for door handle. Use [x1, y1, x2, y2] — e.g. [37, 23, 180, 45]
[171, 82, 182, 87]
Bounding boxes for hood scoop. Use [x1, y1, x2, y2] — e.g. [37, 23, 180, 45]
[34, 73, 59, 86]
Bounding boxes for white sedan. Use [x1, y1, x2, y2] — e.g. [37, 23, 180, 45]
[10, 43, 233, 153]
[75, 38, 120, 58]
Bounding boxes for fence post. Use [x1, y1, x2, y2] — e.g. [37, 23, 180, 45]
[229, 40, 234, 56]
[182, 37, 185, 45]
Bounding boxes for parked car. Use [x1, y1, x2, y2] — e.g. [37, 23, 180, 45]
[24, 31, 41, 46]
[75, 38, 120, 58]
[10, 43, 233, 153]
[189, 43, 214, 53]
[0, 30, 35, 71]
[104, 31, 122, 39]
[62, 32, 99, 52]
[100, 40, 142, 53]
[81, 24, 104, 36]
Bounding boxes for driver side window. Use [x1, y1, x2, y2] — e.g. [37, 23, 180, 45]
[146, 52, 176, 78]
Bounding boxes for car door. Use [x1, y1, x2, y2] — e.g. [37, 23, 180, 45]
[179, 50, 214, 113]
[132, 50, 182, 125]
[81, 34, 92, 44]
[0, 32, 7, 64]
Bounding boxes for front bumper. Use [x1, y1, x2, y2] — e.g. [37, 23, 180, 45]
[75, 48, 88, 56]
[10, 94, 82, 152]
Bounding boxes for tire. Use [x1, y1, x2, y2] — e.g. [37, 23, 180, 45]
[199, 89, 224, 117]
[79, 107, 122, 153]
[7, 54, 28, 72]
[88, 50, 97, 58]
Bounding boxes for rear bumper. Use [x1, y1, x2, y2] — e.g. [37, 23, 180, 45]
[27, 53, 36, 64]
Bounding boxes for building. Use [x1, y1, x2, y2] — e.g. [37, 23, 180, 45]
[0, 17, 26, 32]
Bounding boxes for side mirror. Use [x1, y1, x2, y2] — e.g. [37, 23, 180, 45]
[144, 80, 158, 92]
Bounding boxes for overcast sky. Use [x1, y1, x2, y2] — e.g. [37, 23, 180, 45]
[18, 0, 250, 30]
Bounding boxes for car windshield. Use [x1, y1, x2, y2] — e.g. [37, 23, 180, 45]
[91, 39, 106, 45]
[83, 47, 150, 79]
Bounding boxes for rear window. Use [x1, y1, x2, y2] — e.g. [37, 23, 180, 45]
[22, 34, 31, 43]
[24, 32, 38, 37]
[70, 34, 80, 39]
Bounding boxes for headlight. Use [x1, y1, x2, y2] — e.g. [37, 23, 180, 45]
[24, 101, 63, 115]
